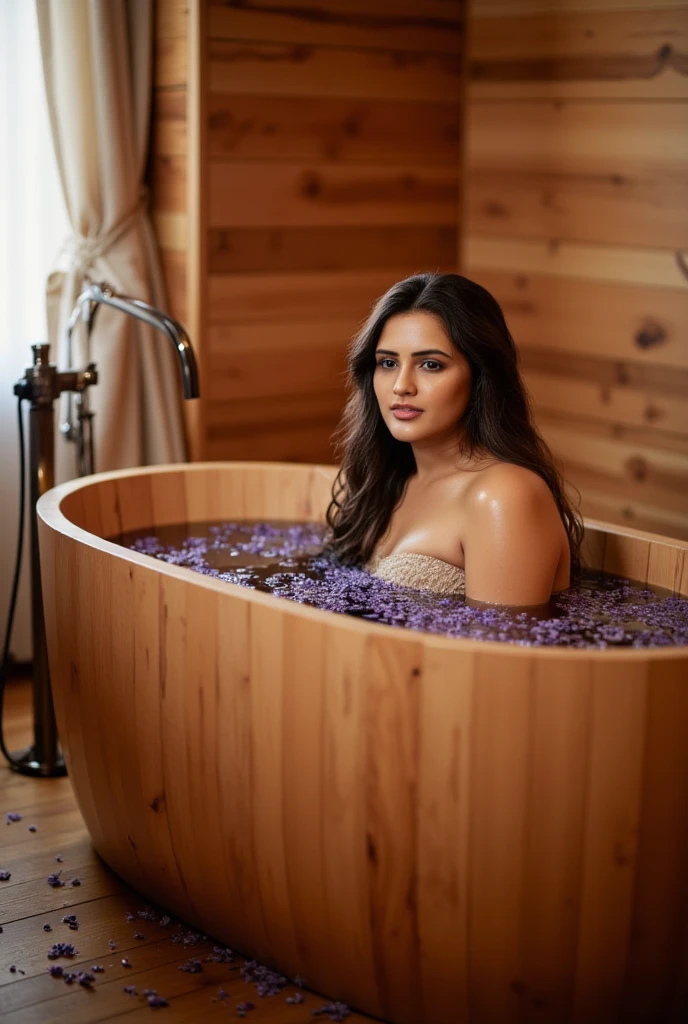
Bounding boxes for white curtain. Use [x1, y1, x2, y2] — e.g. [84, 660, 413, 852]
[36, 0, 187, 482]
[0, 0, 71, 660]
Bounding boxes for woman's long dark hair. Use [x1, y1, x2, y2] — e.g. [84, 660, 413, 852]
[325, 272, 584, 580]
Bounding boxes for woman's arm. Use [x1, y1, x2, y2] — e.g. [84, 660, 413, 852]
[462, 465, 564, 607]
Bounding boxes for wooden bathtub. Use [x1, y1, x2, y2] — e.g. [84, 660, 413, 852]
[37, 462, 688, 1024]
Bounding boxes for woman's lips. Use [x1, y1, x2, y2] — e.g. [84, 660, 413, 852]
[392, 408, 422, 420]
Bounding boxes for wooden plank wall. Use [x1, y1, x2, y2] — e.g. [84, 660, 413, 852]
[463, 0, 688, 540]
[150, 0, 465, 463]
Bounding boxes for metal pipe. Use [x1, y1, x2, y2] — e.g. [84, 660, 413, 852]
[8, 285, 200, 776]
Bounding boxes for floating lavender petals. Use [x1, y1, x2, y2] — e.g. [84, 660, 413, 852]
[287, 992, 305, 1004]
[78, 970, 96, 987]
[148, 994, 169, 1008]
[159, 915, 171, 927]
[70, 877, 81, 886]
[91, 964, 105, 972]
[6, 812, 22, 824]
[236, 1002, 255, 1017]
[55, 854, 63, 862]
[123, 984, 137, 995]
[47, 964, 64, 977]
[28, 824, 37, 832]
[121, 958, 132, 967]
[47, 871, 65, 888]
[125, 912, 136, 922]
[134, 931, 145, 940]
[108, 938, 117, 949]
[0, 870, 10, 881]
[119, 520, 688, 649]
[43, 923, 52, 931]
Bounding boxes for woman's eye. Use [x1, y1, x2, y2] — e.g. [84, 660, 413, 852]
[376, 359, 395, 369]
[423, 360, 442, 370]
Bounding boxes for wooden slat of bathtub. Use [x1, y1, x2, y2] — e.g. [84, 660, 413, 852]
[573, 658, 648, 1022]
[467, 652, 532, 1020]
[131, 563, 198, 914]
[620, 657, 688, 1014]
[602, 533, 651, 585]
[418, 645, 473, 1021]
[280, 616, 333, 986]
[320, 628, 383, 1015]
[248, 601, 303, 968]
[518, 657, 592, 1019]
[364, 633, 424, 1023]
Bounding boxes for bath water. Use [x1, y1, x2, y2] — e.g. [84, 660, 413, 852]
[114, 520, 688, 649]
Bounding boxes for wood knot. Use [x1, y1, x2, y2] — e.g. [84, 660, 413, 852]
[484, 200, 509, 219]
[342, 115, 360, 138]
[301, 172, 321, 198]
[366, 832, 377, 866]
[149, 794, 166, 813]
[626, 456, 648, 482]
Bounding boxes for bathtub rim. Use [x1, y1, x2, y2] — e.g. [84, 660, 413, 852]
[37, 460, 688, 663]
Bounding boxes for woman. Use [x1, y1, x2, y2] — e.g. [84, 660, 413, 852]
[325, 272, 584, 608]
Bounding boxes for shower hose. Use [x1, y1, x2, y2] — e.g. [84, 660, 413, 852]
[0, 395, 30, 770]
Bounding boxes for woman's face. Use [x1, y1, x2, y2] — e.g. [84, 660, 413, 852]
[373, 311, 471, 445]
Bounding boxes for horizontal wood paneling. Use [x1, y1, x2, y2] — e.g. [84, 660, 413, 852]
[208, 41, 462, 102]
[466, 102, 688, 248]
[469, 6, 688, 100]
[151, 0, 464, 461]
[206, 268, 451, 324]
[473, 0, 687, 14]
[465, 0, 688, 539]
[206, 93, 460, 164]
[208, 0, 464, 54]
[206, 389, 345, 461]
[467, 269, 688, 370]
[525, 371, 688, 437]
[206, 320, 351, 400]
[466, 236, 687, 290]
[209, 161, 458, 227]
[208, 225, 458, 274]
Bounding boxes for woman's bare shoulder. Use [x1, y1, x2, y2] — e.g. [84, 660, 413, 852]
[464, 461, 554, 505]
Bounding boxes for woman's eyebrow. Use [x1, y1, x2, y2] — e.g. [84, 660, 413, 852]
[375, 348, 453, 358]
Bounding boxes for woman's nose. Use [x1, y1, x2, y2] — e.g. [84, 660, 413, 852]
[393, 367, 416, 395]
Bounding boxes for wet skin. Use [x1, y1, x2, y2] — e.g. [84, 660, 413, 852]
[372, 311, 570, 610]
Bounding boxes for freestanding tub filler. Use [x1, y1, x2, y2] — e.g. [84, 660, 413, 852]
[37, 462, 688, 1024]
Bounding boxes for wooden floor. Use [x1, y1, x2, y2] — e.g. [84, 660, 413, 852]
[0, 679, 374, 1023]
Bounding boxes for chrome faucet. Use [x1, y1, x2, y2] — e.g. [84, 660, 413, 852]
[5, 282, 200, 776]
[61, 281, 200, 473]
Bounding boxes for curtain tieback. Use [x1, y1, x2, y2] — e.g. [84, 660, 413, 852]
[57, 186, 149, 277]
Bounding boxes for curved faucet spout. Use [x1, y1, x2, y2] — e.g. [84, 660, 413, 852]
[67, 280, 200, 399]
